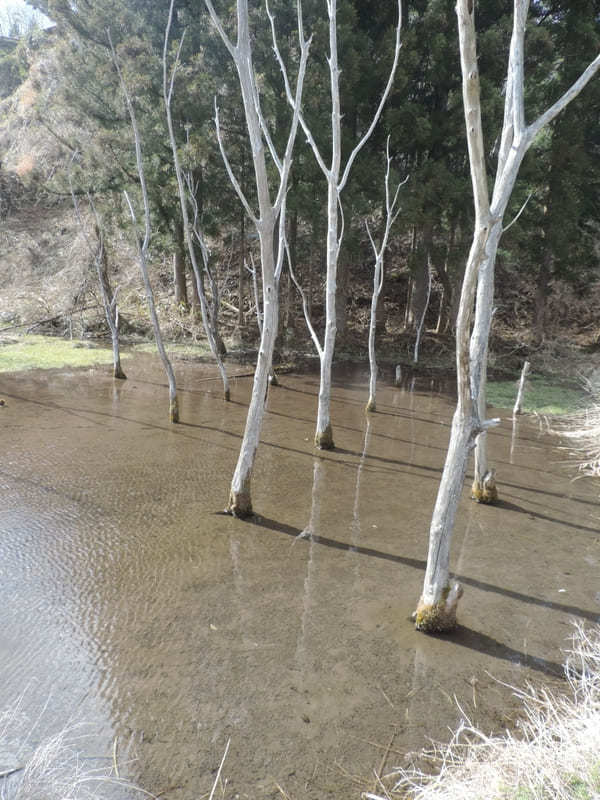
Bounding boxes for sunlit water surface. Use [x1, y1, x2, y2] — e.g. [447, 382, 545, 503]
[1, 355, 599, 798]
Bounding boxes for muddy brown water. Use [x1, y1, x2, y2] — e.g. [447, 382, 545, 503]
[1, 354, 599, 799]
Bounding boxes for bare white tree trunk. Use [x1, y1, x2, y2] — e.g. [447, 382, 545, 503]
[513, 360, 530, 416]
[412, 255, 432, 365]
[247, 252, 277, 386]
[90, 201, 126, 381]
[163, 3, 230, 401]
[366, 138, 404, 413]
[472, 341, 497, 503]
[274, 0, 402, 449]
[366, 280, 380, 413]
[68, 170, 127, 381]
[109, 33, 179, 422]
[471, 1, 600, 502]
[415, 0, 600, 632]
[205, 0, 310, 516]
[229, 226, 279, 515]
[125, 190, 179, 423]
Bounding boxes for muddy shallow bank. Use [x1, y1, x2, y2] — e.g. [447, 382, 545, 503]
[1, 356, 599, 799]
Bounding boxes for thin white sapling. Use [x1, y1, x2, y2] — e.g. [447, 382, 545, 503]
[204, 0, 311, 516]
[271, 0, 402, 448]
[109, 31, 179, 423]
[163, 1, 231, 400]
[365, 137, 406, 413]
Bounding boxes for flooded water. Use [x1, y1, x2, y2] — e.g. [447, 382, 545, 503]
[1, 355, 599, 799]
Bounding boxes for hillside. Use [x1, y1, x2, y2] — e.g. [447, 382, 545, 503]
[0, 8, 599, 382]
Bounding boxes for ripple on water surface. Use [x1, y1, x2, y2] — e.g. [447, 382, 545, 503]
[0, 358, 599, 799]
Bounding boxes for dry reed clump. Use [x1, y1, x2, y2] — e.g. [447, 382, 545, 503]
[367, 624, 600, 800]
[554, 379, 600, 478]
[0, 702, 151, 800]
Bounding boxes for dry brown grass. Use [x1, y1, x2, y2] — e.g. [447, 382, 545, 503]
[554, 378, 600, 477]
[0, 700, 152, 800]
[14, 153, 35, 177]
[368, 624, 600, 800]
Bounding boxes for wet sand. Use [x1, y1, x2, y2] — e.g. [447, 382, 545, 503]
[1, 355, 599, 798]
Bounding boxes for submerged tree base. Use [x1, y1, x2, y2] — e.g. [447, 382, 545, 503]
[114, 363, 127, 380]
[315, 424, 334, 450]
[224, 388, 231, 402]
[169, 396, 179, 424]
[227, 489, 253, 519]
[414, 582, 463, 633]
[365, 398, 376, 413]
[471, 471, 498, 504]
[215, 332, 228, 358]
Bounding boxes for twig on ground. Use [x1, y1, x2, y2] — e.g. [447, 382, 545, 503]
[0, 766, 24, 778]
[112, 736, 119, 779]
[208, 738, 230, 800]
[274, 780, 294, 800]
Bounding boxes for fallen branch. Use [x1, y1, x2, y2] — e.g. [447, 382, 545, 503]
[0, 765, 24, 779]
[0, 304, 103, 334]
[220, 299, 241, 315]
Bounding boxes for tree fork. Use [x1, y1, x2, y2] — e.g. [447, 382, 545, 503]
[416, 0, 600, 633]
[206, 0, 311, 516]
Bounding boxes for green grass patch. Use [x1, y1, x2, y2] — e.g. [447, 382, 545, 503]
[511, 787, 534, 800]
[0, 334, 124, 372]
[487, 375, 586, 415]
[568, 775, 594, 800]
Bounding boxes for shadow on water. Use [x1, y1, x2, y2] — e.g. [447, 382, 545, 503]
[502, 479, 600, 509]
[450, 626, 564, 677]
[2, 389, 446, 481]
[247, 514, 600, 626]
[278, 380, 454, 428]
[1, 389, 242, 452]
[334, 446, 444, 475]
[494, 498, 600, 537]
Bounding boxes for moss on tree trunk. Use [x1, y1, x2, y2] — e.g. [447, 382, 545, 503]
[314, 424, 334, 450]
[228, 482, 253, 519]
[169, 396, 179, 424]
[414, 583, 463, 633]
[471, 470, 498, 504]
